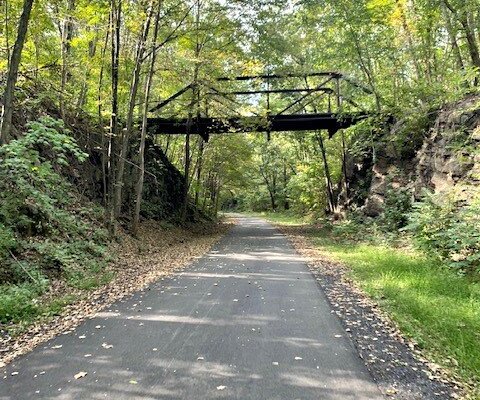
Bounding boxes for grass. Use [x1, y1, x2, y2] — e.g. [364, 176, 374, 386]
[0, 264, 114, 335]
[258, 211, 480, 396]
[249, 210, 315, 225]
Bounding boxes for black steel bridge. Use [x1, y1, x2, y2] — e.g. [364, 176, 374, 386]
[147, 72, 377, 142]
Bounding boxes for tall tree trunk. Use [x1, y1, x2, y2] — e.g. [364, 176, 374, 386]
[443, 6, 465, 72]
[315, 132, 336, 214]
[60, 0, 75, 118]
[282, 159, 289, 210]
[98, 19, 110, 206]
[443, 0, 480, 73]
[0, 0, 34, 144]
[75, 37, 97, 116]
[395, 0, 422, 81]
[194, 136, 204, 206]
[462, 14, 480, 71]
[132, 0, 162, 235]
[114, 1, 153, 218]
[341, 131, 349, 201]
[107, 0, 121, 235]
[260, 169, 277, 211]
[181, 0, 201, 222]
[4, 0, 10, 70]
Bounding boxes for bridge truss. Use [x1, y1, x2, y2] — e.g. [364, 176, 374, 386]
[147, 72, 375, 142]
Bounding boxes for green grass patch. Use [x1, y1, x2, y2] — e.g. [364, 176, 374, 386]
[247, 211, 314, 225]
[260, 211, 480, 394]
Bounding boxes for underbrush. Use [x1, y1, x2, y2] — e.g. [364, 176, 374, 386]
[0, 117, 110, 327]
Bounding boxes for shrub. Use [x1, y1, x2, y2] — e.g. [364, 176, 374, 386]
[0, 224, 17, 258]
[405, 187, 480, 274]
[0, 117, 109, 324]
[380, 184, 412, 231]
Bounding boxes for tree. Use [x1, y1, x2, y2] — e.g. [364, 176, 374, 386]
[133, 0, 162, 235]
[0, 0, 35, 144]
[114, 0, 154, 218]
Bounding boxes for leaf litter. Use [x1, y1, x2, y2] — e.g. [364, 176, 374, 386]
[0, 220, 232, 367]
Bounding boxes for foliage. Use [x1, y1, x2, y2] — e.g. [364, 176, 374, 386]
[379, 183, 412, 231]
[0, 117, 87, 236]
[405, 187, 480, 274]
[0, 117, 109, 324]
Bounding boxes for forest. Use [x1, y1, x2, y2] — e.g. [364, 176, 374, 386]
[1, 0, 480, 398]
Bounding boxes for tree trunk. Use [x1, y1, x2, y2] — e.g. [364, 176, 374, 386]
[132, 0, 162, 235]
[60, 0, 75, 118]
[114, 1, 154, 218]
[106, 0, 122, 235]
[462, 13, 480, 71]
[315, 132, 336, 214]
[194, 136, 204, 206]
[181, 0, 201, 222]
[76, 37, 97, 116]
[0, 0, 34, 144]
[443, 6, 465, 72]
[341, 130, 349, 201]
[4, 0, 10, 70]
[443, 0, 480, 73]
[98, 19, 110, 206]
[282, 159, 289, 210]
[395, 0, 423, 80]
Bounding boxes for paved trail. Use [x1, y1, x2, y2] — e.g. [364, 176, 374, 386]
[1, 217, 383, 399]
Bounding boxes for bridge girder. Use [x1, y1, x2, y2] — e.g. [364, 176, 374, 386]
[147, 113, 369, 142]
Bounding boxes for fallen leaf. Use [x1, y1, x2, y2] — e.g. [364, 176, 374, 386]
[74, 371, 87, 380]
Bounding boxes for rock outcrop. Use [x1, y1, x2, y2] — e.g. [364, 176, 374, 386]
[342, 95, 480, 217]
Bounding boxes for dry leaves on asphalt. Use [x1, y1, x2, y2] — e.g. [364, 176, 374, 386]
[0, 219, 233, 367]
[74, 371, 87, 380]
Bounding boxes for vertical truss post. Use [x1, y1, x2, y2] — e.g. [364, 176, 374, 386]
[335, 77, 342, 113]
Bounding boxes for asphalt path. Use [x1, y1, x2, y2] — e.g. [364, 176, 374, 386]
[0, 216, 383, 399]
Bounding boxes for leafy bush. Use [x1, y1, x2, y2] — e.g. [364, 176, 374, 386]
[0, 117, 109, 324]
[405, 187, 480, 274]
[379, 184, 412, 230]
[0, 223, 17, 258]
[0, 117, 88, 237]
